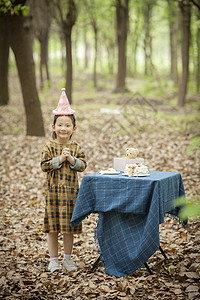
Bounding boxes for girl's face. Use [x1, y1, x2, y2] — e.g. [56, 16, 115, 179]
[52, 115, 77, 143]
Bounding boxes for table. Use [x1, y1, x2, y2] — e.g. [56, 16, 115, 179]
[70, 171, 186, 277]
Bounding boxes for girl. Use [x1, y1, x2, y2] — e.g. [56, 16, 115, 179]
[41, 89, 87, 273]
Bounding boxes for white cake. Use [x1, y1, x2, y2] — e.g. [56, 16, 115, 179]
[124, 163, 149, 177]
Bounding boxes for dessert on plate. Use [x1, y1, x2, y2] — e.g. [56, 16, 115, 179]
[101, 148, 149, 176]
[99, 168, 120, 175]
[124, 163, 149, 177]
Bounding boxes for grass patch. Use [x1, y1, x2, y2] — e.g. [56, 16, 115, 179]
[3, 125, 24, 135]
[154, 111, 200, 133]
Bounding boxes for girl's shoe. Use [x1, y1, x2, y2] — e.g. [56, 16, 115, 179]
[63, 258, 77, 272]
[48, 261, 61, 273]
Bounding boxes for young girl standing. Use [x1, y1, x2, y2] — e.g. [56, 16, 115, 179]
[41, 88, 87, 273]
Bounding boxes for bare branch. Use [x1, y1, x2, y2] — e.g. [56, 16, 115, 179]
[53, 0, 64, 28]
[190, 0, 200, 10]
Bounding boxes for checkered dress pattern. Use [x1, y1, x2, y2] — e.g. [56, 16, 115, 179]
[41, 140, 87, 233]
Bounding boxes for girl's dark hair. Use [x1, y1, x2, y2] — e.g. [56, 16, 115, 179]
[52, 114, 76, 140]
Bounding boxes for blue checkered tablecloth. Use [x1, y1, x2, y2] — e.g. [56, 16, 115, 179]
[70, 171, 186, 277]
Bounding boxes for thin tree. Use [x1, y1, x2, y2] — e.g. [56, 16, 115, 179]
[53, 0, 77, 103]
[128, 0, 142, 76]
[0, 15, 9, 105]
[115, 0, 129, 92]
[167, 0, 179, 85]
[83, 26, 90, 70]
[178, 0, 191, 107]
[191, 0, 200, 92]
[142, 0, 157, 76]
[82, 0, 101, 88]
[30, 0, 52, 90]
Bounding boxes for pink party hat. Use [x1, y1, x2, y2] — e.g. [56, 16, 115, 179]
[53, 88, 75, 115]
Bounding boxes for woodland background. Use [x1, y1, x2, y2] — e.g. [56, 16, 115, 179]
[0, 0, 200, 299]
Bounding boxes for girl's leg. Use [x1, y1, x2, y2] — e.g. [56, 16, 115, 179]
[47, 232, 59, 258]
[63, 233, 74, 254]
[47, 232, 61, 272]
[63, 233, 77, 271]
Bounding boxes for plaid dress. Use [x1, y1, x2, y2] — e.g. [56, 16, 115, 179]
[41, 140, 87, 233]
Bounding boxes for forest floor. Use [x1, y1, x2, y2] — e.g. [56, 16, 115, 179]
[0, 72, 200, 299]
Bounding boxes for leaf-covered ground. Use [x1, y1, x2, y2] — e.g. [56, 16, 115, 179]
[0, 74, 200, 299]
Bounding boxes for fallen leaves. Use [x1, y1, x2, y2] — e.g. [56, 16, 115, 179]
[0, 80, 200, 299]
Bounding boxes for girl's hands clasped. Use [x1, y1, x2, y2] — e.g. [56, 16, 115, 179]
[60, 148, 75, 166]
[62, 147, 70, 158]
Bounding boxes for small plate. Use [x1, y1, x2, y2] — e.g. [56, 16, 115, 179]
[99, 170, 120, 175]
[122, 173, 150, 177]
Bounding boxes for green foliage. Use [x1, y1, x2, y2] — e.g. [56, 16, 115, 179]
[154, 112, 200, 134]
[178, 136, 200, 220]
[0, 0, 29, 16]
[21, 5, 29, 16]
[59, 81, 66, 90]
[186, 135, 200, 155]
[4, 124, 24, 135]
[176, 132, 200, 220]
[176, 196, 200, 220]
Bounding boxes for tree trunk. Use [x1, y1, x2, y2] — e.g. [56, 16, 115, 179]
[73, 27, 79, 67]
[9, 15, 45, 136]
[115, 0, 129, 92]
[178, 0, 191, 107]
[196, 5, 200, 92]
[40, 40, 44, 89]
[107, 44, 114, 75]
[62, 0, 77, 104]
[143, 2, 153, 76]
[84, 29, 90, 69]
[40, 32, 50, 89]
[167, 0, 179, 85]
[65, 29, 73, 103]
[93, 25, 98, 88]
[132, 5, 141, 76]
[197, 27, 200, 93]
[60, 35, 66, 73]
[30, 0, 51, 91]
[0, 15, 9, 105]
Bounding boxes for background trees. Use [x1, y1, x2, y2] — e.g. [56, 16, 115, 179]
[167, 0, 179, 85]
[115, 0, 129, 92]
[52, 0, 77, 103]
[30, 0, 52, 90]
[0, 0, 45, 136]
[178, 0, 191, 107]
[0, 0, 199, 136]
